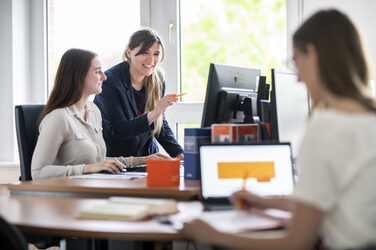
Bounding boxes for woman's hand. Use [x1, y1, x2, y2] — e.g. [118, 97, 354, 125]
[146, 153, 170, 160]
[232, 191, 294, 212]
[230, 190, 266, 210]
[147, 95, 178, 125]
[175, 153, 184, 160]
[180, 219, 220, 244]
[83, 159, 125, 174]
[132, 153, 170, 165]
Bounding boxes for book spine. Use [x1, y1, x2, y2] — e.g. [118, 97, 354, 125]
[184, 128, 211, 180]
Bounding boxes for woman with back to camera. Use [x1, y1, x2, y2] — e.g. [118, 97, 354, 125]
[31, 48, 167, 180]
[181, 9, 376, 250]
[94, 28, 184, 160]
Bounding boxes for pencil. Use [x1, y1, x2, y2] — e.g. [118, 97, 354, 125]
[242, 170, 248, 190]
[173, 92, 188, 98]
[237, 170, 248, 209]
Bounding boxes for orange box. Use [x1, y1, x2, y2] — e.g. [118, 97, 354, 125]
[146, 159, 180, 187]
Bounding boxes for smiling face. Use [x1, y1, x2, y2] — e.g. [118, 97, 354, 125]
[83, 57, 107, 96]
[127, 42, 161, 79]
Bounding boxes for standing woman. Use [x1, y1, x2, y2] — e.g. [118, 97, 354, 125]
[94, 28, 184, 159]
[32, 49, 167, 180]
[181, 9, 376, 250]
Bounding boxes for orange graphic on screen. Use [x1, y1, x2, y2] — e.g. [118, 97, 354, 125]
[217, 161, 275, 182]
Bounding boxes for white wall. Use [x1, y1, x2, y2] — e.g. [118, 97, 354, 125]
[303, 0, 376, 68]
[286, 0, 303, 62]
[0, 0, 46, 163]
[287, 0, 376, 68]
[0, 0, 14, 161]
[0, 0, 15, 162]
[30, 0, 47, 104]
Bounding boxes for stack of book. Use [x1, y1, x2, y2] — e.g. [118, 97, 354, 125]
[78, 197, 179, 221]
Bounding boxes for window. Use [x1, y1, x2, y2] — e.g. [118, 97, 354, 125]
[47, 0, 140, 91]
[180, 0, 287, 102]
[46, 0, 287, 149]
[169, 0, 287, 146]
[177, 123, 201, 147]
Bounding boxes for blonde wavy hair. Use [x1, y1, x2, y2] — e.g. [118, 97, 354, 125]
[123, 28, 166, 137]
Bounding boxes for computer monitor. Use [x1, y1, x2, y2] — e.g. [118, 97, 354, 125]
[270, 68, 310, 157]
[201, 63, 261, 127]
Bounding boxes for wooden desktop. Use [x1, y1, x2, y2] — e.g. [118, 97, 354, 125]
[7, 176, 201, 200]
[0, 184, 285, 250]
[0, 185, 196, 241]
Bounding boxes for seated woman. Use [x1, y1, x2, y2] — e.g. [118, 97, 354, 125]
[181, 9, 376, 250]
[31, 48, 169, 180]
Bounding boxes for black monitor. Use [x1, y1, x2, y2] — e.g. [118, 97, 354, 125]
[201, 63, 261, 127]
[256, 75, 269, 117]
[270, 68, 310, 156]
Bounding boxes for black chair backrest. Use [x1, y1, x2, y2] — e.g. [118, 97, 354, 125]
[0, 216, 28, 250]
[15, 105, 45, 181]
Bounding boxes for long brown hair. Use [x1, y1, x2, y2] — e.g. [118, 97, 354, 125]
[39, 48, 97, 124]
[293, 9, 376, 111]
[123, 28, 165, 136]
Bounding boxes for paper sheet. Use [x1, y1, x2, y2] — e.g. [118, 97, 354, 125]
[70, 172, 147, 180]
[168, 204, 289, 233]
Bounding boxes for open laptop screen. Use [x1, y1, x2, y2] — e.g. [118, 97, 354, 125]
[199, 143, 294, 199]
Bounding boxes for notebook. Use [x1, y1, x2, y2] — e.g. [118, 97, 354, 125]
[199, 143, 294, 210]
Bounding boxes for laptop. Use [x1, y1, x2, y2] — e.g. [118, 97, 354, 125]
[199, 143, 294, 210]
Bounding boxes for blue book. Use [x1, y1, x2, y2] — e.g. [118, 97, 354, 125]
[184, 128, 211, 180]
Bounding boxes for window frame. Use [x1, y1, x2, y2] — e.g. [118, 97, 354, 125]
[141, 0, 204, 138]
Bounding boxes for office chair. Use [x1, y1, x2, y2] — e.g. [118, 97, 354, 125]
[15, 105, 45, 181]
[14, 105, 63, 248]
[0, 215, 28, 250]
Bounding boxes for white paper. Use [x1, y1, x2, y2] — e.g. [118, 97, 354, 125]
[70, 172, 147, 180]
[169, 205, 287, 233]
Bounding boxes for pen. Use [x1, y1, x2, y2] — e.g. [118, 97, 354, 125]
[237, 170, 248, 209]
[172, 92, 188, 98]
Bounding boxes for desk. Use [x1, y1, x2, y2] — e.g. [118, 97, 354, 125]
[7, 176, 200, 200]
[0, 186, 198, 241]
[0, 186, 285, 250]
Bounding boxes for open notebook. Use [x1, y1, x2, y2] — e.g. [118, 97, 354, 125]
[199, 143, 295, 210]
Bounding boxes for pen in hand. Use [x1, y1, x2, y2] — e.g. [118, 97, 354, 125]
[172, 92, 188, 98]
[237, 170, 248, 209]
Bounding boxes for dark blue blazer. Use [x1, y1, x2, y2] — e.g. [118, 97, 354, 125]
[94, 61, 183, 158]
